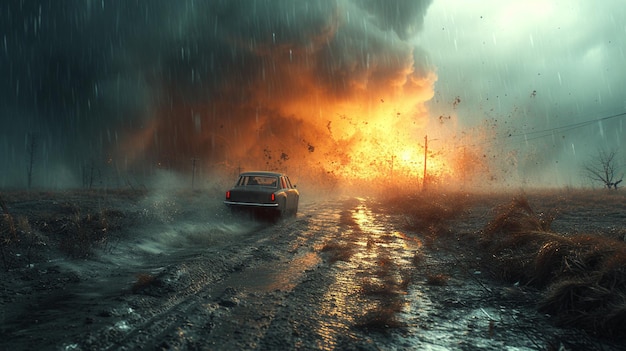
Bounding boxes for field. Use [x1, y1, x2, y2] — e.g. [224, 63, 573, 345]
[382, 189, 626, 341]
[1, 188, 625, 349]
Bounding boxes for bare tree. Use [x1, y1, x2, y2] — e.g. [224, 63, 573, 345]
[582, 149, 623, 189]
[82, 158, 102, 189]
[26, 133, 37, 189]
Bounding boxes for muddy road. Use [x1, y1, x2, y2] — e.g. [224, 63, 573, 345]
[1, 192, 622, 350]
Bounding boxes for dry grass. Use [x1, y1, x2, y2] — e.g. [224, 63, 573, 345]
[56, 211, 108, 258]
[339, 209, 358, 227]
[353, 298, 406, 332]
[320, 240, 354, 263]
[477, 193, 626, 339]
[359, 277, 401, 298]
[382, 192, 473, 247]
[132, 273, 162, 294]
[384, 189, 626, 339]
[426, 273, 449, 286]
[1, 214, 17, 270]
[355, 252, 409, 333]
[1, 190, 132, 263]
[1, 195, 45, 270]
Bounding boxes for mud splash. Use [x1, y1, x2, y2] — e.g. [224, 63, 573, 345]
[2, 191, 623, 350]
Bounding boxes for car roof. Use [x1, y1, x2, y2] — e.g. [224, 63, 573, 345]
[239, 171, 285, 177]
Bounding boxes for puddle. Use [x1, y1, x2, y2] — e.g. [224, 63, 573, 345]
[310, 198, 423, 348]
[208, 251, 321, 294]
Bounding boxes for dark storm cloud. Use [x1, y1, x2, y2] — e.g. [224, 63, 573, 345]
[360, 0, 430, 39]
[0, 0, 433, 187]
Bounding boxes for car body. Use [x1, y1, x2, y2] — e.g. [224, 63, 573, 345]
[224, 171, 299, 218]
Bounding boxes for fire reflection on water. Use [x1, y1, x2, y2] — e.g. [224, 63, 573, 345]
[313, 198, 422, 349]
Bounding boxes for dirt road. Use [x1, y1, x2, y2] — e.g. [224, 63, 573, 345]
[1, 192, 621, 350]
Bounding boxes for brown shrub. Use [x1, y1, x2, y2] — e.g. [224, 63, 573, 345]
[596, 252, 626, 290]
[482, 196, 553, 239]
[480, 195, 626, 339]
[353, 298, 406, 332]
[386, 191, 626, 339]
[532, 239, 576, 287]
[539, 277, 626, 338]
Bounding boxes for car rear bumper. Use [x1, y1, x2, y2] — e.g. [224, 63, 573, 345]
[224, 201, 279, 208]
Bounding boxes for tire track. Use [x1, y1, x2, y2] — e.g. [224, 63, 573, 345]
[256, 197, 422, 350]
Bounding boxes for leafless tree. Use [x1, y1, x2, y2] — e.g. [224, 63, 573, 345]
[582, 149, 623, 189]
[82, 158, 102, 189]
[26, 133, 37, 189]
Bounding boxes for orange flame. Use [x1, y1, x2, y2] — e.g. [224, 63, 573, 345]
[113, 8, 493, 189]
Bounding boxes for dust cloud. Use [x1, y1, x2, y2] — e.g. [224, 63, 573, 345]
[119, 0, 439, 190]
[1, 1, 501, 192]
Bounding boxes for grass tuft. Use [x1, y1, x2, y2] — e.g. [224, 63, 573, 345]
[478, 194, 626, 338]
[426, 273, 449, 286]
[385, 190, 626, 340]
[320, 240, 354, 263]
[353, 298, 406, 333]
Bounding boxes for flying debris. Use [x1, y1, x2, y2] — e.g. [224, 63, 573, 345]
[452, 96, 461, 108]
[0, 0, 438, 187]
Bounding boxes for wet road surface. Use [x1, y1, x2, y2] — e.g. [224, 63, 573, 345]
[2, 195, 619, 350]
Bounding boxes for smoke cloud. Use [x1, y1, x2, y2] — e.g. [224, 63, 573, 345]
[1, 0, 438, 188]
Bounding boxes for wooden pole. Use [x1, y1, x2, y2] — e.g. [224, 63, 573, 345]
[191, 158, 197, 189]
[423, 135, 428, 191]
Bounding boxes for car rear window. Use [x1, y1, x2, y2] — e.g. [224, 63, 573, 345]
[238, 176, 278, 187]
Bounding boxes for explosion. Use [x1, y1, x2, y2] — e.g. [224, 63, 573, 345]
[116, 1, 480, 188]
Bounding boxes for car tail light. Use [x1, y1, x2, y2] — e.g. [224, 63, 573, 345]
[271, 193, 275, 201]
[226, 191, 231, 199]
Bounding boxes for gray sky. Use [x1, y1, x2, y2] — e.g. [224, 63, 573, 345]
[419, 0, 626, 187]
[1, 0, 624, 189]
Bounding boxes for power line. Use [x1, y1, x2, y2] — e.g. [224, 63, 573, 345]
[444, 110, 626, 151]
[472, 110, 626, 149]
[506, 111, 626, 142]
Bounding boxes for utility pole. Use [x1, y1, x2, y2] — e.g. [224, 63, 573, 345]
[27, 133, 37, 189]
[191, 158, 198, 189]
[422, 135, 428, 191]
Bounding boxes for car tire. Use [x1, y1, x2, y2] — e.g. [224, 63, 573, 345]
[292, 201, 298, 217]
[275, 199, 287, 219]
[282, 200, 288, 216]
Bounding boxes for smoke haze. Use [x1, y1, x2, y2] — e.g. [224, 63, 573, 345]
[2, 1, 624, 190]
[1, 0, 440, 189]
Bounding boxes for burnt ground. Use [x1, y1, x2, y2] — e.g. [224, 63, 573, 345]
[1, 189, 625, 350]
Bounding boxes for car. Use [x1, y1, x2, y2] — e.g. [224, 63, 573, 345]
[224, 171, 299, 219]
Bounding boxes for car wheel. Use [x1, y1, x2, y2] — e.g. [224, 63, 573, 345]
[275, 199, 286, 220]
[292, 201, 298, 217]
